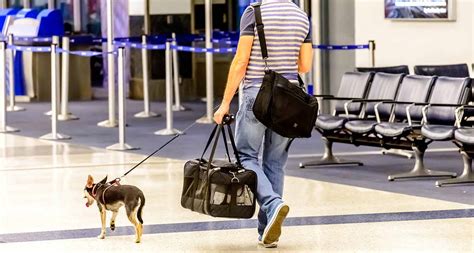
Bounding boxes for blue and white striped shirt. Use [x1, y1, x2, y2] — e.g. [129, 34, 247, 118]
[240, 0, 311, 87]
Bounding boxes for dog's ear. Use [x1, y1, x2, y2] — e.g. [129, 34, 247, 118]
[86, 175, 94, 188]
[99, 176, 108, 184]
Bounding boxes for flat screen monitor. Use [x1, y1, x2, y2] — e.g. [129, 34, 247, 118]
[385, 0, 456, 20]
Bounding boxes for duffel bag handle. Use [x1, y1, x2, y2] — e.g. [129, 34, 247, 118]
[199, 115, 242, 168]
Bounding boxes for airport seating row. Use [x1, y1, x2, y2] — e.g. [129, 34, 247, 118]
[356, 63, 470, 78]
[302, 71, 473, 186]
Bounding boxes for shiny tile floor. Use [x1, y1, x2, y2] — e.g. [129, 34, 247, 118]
[0, 134, 473, 252]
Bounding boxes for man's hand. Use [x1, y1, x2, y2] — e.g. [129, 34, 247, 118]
[214, 104, 230, 125]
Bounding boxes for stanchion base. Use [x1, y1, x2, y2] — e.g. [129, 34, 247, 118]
[154, 128, 183, 136]
[39, 133, 71, 140]
[7, 105, 25, 112]
[97, 119, 118, 128]
[196, 116, 213, 124]
[58, 113, 79, 121]
[106, 143, 140, 151]
[44, 110, 52, 116]
[172, 105, 189, 112]
[134, 111, 160, 118]
[0, 126, 19, 133]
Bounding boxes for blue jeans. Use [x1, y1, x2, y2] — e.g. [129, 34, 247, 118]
[235, 86, 290, 236]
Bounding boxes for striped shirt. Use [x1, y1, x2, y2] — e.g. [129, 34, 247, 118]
[240, 0, 311, 87]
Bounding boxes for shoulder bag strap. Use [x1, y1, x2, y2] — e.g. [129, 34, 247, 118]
[252, 3, 268, 62]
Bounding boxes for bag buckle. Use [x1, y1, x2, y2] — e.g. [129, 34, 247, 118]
[264, 58, 269, 71]
[230, 171, 240, 183]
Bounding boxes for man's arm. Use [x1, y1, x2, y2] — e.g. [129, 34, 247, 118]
[298, 43, 313, 74]
[213, 35, 254, 124]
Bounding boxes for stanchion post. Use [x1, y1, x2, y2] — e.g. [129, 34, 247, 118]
[59, 36, 78, 121]
[154, 41, 182, 136]
[107, 47, 138, 151]
[369, 40, 376, 67]
[134, 35, 159, 118]
[196, 0, 214, 124]
[6, 34, 25, 112]
[0, 41, 18, 133]
[40, 37, 70, 140]
[171, 33, 187, 111]
[98, 0, 118, 128]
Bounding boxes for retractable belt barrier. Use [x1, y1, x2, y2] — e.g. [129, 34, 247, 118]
[0, 33, 377, 150]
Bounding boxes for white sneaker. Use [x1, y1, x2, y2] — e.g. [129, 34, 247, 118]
[262, 203, 290, 246]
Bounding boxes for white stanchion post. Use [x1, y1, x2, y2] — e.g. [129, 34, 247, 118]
[59, 36, 79, 121]
[48, 0, 54, 9]
[73, 0, 81, 33]
[154, 42, 182, 136]
[6, 34, 24, 112]
[44, 36, 61, 116]
[196, 0, 214, 124]
[171, 33, 187, 112]
[0, 41, 18, 133]
[369, 40, 376, 67]
[312, 0, 322, 97]
[134, 35, 159, 118]
[98, 0, 118, 128]
[107, 47, 138, 151]
[40, 38, 70, 140]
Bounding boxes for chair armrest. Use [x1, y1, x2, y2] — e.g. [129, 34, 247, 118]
[382, 101, 418, 105]
[322, 96, 360, 101]
[421, 103, 469, 126]
[313, 95, 334, 98]
[344, 99, 393, 117]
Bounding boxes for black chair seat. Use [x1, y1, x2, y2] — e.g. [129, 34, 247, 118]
[345, 120, 378, 134]
[454, 128, 474, 144]
[421, 125, 456, 141]
[375, 122, 419, 137]
[315, 115, 350, 131]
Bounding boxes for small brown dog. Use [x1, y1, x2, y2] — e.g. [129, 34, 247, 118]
[84, 175, 145, 243]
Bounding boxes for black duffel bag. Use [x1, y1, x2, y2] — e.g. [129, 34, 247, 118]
[181, 117, 257, 219]
[251, 3, 319, 139]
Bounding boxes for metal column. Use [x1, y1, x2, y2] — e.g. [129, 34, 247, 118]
[59, 36, 78, 121]
[134, 35, 159, 118]
[369, 40, 376, 67]
[196, 0, 214, 124]
[23, 0, 30, 8]
[311, 0, 322, 97]
[106, 47, 138, 151]
[73, 0, 81, 32]
[7, 34, 24, 112]
[48, 0, 55, 9]
[172, 33, 186, 112]
[154, 42, 182, 136]
[98, 0, 118, 127]
[40, 37, 70, 140]
[0, 41, 18, 133]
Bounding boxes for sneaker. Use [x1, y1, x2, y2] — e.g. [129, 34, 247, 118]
[258, 235, 278, 248]
[262, 203, 290, 245]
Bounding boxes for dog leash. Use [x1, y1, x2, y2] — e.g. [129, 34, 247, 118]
[110, 104, 235, 184]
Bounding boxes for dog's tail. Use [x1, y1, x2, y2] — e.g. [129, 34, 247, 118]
[137, 192, 145, 224]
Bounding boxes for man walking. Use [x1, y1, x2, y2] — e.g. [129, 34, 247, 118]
[214, 0, 313, 248]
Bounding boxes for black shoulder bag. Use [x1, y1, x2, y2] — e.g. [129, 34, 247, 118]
[251, 3, 319, 138]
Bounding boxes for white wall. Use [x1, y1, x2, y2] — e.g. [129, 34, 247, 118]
[129, 0, 191, 15]
[355, 0, 473, 76]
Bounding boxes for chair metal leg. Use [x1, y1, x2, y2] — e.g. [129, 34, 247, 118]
[436, 151, 474, 187]
[381, 149, 413, 159]
[388, 146, 457, 181]
[299, 137, 363, 168]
